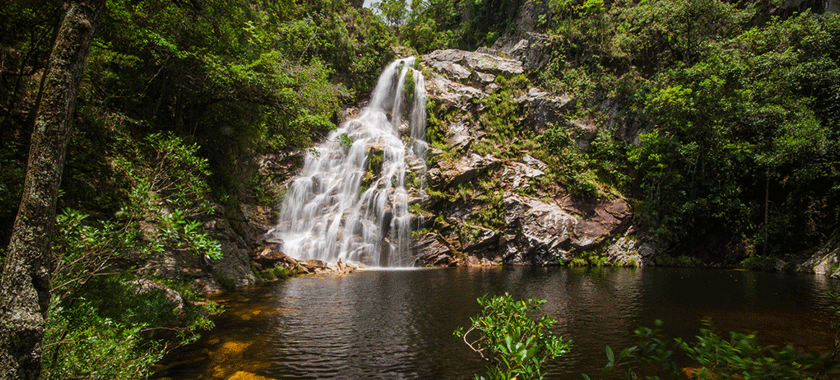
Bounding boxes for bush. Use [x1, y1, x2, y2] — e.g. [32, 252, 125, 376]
[652, 253, 702, 267]
[585, 319, 834, 380]
[455, 293, 571, 380]
[740, 255, 779, 272]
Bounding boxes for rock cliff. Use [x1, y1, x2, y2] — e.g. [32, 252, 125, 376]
[409, 42, 652, 267]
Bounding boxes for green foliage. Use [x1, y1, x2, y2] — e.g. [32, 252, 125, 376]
[40, 128, 224, 377]
[338, 132, 354, 150]
[472, 75, 531, 161]
[375, 0, 408, 27]
[43, 300, 164, 380]
[652, 254, 703, 267]
[263, 266, 296, 280]
[47, 209, 222, 379]
[455, 293, 571, 380]
[401, 0, 523, 52]
[470, 176, 507, 230]
[528, 0, 840, 254]
[586, 320, 833, 380]
[535, 124, 608, 199]
[740, 255, 779, 271]
[568, 257, 588, 267]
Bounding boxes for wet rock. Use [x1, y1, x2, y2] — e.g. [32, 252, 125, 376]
[463, 52, 524, 77]
[413, 233, 460, 266]
[299, 259, 330, 274]
[424, 50, 473, 81]
[499, 158, 545, 190]
[460, 226, 503, 263]
[603, 229, 656, 266]
[240, 203, 275, 249]
[254, 246, 298, 267]
[443, 120, 476, 150]
[518, 1, 550, 31]
[796, 232, 840, 274]
[424, 49, 525, 79]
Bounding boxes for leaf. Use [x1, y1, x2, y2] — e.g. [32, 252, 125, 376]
[606, 345, 615, 364]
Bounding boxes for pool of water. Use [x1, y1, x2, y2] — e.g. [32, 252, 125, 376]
[152, 266, 838, 379]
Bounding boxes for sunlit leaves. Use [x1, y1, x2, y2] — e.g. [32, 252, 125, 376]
[455, 293, 571, 380]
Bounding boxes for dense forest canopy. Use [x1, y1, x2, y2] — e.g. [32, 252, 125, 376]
[0, 0, 838, 377]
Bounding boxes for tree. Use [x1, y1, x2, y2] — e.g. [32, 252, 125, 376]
[0, 0, 106, 378]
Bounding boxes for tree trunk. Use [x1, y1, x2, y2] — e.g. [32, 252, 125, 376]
[0, 0, 105, 378]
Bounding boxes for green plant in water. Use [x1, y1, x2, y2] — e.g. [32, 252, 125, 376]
[585, 319, 835, 380]
[455, 293, 571, 380]
[338, 132, 353, 150]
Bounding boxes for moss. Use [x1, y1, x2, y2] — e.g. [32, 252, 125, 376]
[403, 68, 416, 104]
[569, 257, 588, 267]
[212, 269, 236, 289]
[263, 266, 296, 280]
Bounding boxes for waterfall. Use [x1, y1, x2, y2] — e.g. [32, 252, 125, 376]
[265, 58, 427, 267]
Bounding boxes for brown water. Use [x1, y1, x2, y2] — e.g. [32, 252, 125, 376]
[152, 267, 837, 379]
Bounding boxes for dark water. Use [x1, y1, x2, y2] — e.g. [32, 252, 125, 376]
[153, 267, 838, 379]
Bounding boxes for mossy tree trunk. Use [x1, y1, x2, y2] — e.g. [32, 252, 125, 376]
[0, 0, 105, 378]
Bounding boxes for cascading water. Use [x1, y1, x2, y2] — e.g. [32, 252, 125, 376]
[265, 58, 427, 267]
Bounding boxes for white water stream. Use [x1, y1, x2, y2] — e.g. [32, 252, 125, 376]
[265, 58, 427, 267]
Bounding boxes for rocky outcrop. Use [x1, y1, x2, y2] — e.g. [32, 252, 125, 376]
[491, 32, 556, 71]
[412, 233, 460, 266]
[795, 231, 840, 275]
[412, 47, 639, 266]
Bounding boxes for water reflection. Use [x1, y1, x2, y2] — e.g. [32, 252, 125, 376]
[153, 267, 836, 379]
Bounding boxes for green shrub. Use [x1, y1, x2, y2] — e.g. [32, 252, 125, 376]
[455, 293, 571, 380]
[740, 255, 779, 272]
[586, 320, 832, 380]
[653, 254, 702, 267]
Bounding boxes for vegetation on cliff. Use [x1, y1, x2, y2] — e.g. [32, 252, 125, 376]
[397, 0, 840, 261]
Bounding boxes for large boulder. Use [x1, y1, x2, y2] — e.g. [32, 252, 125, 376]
[203, 217, 258, 289]
[491, 32, 556, 71]
[412, 233, 460, 266]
